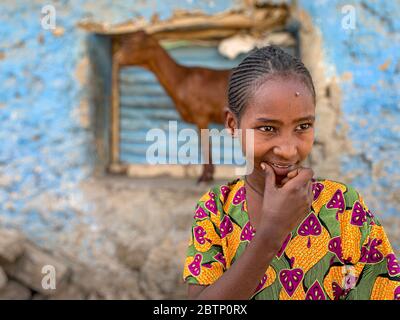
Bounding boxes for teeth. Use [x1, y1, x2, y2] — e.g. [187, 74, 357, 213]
[272, 163, 290, 168]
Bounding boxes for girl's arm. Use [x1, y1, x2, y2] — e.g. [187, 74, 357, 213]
[185, 165, 313, 300]
[188, 230, 282, 300]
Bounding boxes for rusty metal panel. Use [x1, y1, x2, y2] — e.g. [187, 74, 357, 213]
[118, 45, 242, 165]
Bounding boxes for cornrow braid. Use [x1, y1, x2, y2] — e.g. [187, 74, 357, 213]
[228, 45, 316, 120]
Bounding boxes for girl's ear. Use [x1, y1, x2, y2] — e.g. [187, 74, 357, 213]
[224, 108, 239, 136]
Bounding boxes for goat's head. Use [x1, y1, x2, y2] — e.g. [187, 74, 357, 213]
[117, 30, 158, 66]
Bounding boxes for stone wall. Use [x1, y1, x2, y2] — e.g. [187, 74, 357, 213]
[0, 228, 84, 299]
[0, 178, 218, 300]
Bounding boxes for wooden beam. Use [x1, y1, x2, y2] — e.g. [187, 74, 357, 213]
[77, 5, 289, 38]
[108, 162, 129, 174]
[110, 42, 120, 167]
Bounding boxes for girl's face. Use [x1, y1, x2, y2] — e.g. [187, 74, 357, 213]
[226, 76, 315, 185]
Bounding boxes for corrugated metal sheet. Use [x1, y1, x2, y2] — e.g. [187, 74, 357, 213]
[118, 45, 295, 165]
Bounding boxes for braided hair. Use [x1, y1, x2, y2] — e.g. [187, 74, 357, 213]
[228, 45, 316, 120]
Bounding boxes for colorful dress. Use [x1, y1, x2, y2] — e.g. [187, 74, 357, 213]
[182, 177, 400, 300]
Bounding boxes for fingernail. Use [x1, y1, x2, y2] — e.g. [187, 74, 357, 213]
[260, 162, 266, 170]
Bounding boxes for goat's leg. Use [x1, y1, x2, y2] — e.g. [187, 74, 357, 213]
[197, 126, 214, 183]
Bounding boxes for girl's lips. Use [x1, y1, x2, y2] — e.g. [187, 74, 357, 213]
[267, 162, 297, 176]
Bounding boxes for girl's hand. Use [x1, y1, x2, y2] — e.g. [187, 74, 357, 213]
[256, 162, 314, 248]
[280, 169, 299, 186]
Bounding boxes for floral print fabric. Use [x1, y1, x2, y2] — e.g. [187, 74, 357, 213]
[183, 177, 400, 300]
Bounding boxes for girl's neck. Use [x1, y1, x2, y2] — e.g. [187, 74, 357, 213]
[244, 174, 264, 198]
[244, 171, 284, 196]
[242, 174, 264, 231]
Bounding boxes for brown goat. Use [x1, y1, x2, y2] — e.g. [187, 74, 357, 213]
[113, 30, 231, 182]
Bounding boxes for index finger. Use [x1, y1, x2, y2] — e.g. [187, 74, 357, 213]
[282, 167, 314, 189]
[287, 169, 299, 178]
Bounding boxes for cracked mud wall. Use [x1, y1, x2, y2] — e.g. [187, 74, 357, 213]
[298, 0, 400, 220]
[290, 5, 399, 221]
[295, 8, 352, 181]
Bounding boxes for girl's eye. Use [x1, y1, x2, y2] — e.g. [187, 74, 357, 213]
[258, 123, 313, 133]
[258, 126, 275, 133]
[297, 123, 313, 131]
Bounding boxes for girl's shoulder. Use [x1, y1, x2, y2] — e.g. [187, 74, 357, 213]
[198, 176, 363, 205]
[312, 177, 369, 210]
[195, 176, 376, 224]
[194, 177, 246, 220]
[303, 177, 374, 219]
[198, 177, 245, 205]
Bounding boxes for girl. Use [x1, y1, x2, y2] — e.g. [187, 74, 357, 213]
[182, 46, 400, 300]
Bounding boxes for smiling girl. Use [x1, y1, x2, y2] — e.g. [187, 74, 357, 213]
[182, 46, 400, 300]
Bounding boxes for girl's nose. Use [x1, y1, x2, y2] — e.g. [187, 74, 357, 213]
[272, 142, 297, 160]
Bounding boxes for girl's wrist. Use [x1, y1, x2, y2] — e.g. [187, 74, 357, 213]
[251, 230, 283, 256]
[256, 220, 289, 244]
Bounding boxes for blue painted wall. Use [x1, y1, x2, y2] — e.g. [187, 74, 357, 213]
[0, 1, 398, 246]
[299, 0, 400, 217]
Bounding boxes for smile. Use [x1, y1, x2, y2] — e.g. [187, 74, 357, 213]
[266, 162, 298, 176]
[270, 162, 294, 168]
